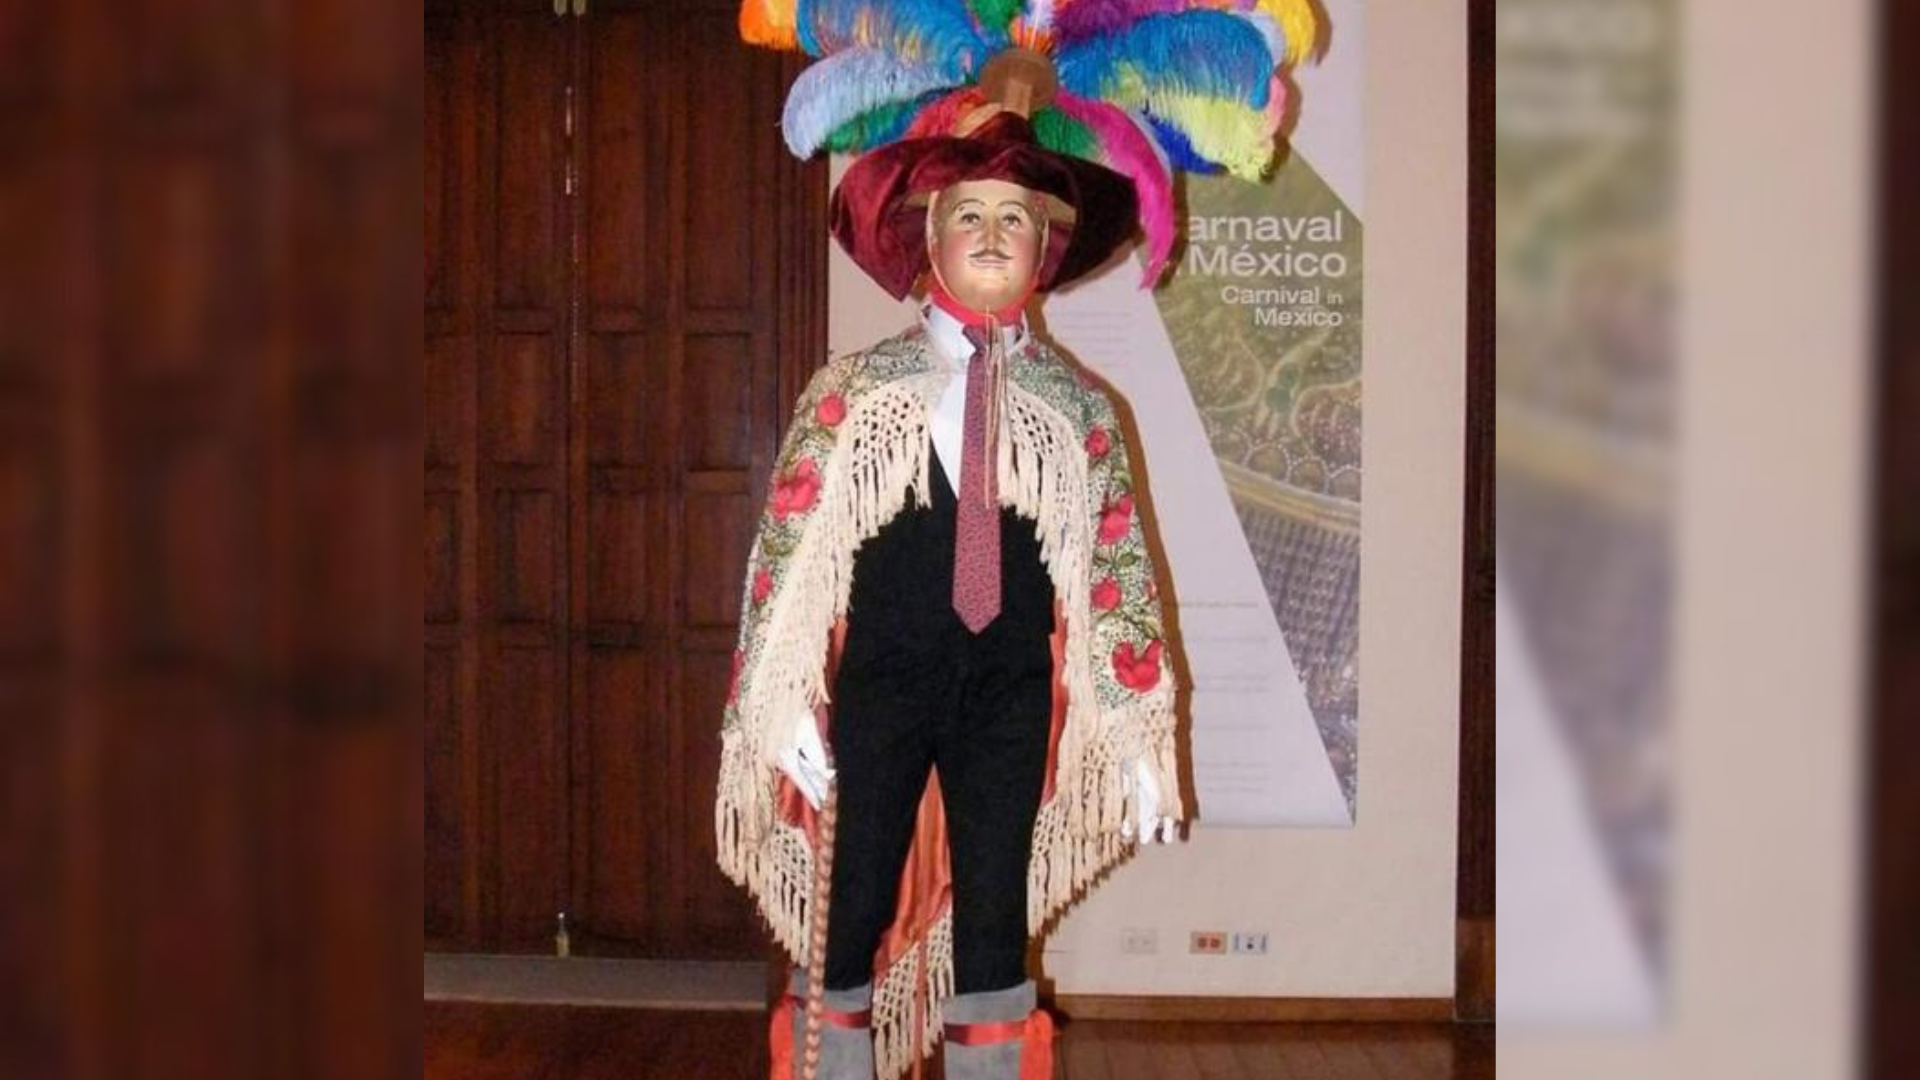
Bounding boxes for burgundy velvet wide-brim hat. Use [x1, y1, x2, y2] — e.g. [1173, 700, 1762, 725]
[829, 110, 1141, 301]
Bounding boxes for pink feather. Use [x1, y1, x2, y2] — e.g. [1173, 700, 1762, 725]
[1054, 0, 1186, 43]
[1054, 91, 1177, 287]
[1262, 71, 1287, 135]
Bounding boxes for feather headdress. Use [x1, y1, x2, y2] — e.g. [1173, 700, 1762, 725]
[740, 0, 1323, 287]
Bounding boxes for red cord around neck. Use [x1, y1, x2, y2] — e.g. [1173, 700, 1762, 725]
[927, 277, 1032, 328]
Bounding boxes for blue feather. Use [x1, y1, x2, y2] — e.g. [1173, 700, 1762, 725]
[1057, 10, 1274, 110]
[803, 0, 987, 82]
[796, 0, 822, 55]
[1144, 114, 1224, 174]
[781, 49, 961, 158]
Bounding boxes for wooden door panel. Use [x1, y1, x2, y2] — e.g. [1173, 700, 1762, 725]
[108, 147, 252, 386]
[0, 0, 57, 111]
[579, 648, 657, 942]
[102, 693, 263, 1080]
[583, 333, 658, 469]
[568, 0, 794, 958]
[292, 140, 418, 389]
[426, 494, 462, 626]
[425, 5, 482, 952]
[491, 14, 567, 317]
[484, 337, 561, 466]
[426, 642, 472, 943]
[585, 491, 650, 624]
[682, 494, 756, 632]
[425, 337, 470, 471]
[426, 0, 824, 958]
[0, 698, 64, 1076]
[0, 0, 419, 1072]
[108, 424, 249, 662]
[483, 5, 571, 949]
[0, 156, 63, 671]
[295, 443, 411, 660]
[583, 10, 657, 317]
[572, 0, 676, 954]
[681, 27, 759, 313]
[490, 644, 566, 946]
[0, 435, 59, 660]
[0, 157, 63, 385]
[288, 0, 414, 109]
[426, 12, 472, 323]
[683, 334, 758, 472]
[114, 0, 257, 111]
[493, 490, 558, 623]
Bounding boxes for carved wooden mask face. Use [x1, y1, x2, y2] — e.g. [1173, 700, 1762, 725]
[926, 178, 1046, 314]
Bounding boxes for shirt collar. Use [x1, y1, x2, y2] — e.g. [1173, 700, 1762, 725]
[918, 299, 1030, 370]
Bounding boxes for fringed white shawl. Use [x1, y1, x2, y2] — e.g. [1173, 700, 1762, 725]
[715, 324, 1181, 1080]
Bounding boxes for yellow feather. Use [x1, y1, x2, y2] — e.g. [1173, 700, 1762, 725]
[1258, 0, 1321, 66]
[1104, 64, 1276, 181]
[1154, 93, 1276, 180]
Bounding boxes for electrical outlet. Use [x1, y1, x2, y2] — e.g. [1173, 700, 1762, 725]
[1120, 927, 1159, 955]
[1190, 930, 1227, 955]
[1230, 931, 1269, 955]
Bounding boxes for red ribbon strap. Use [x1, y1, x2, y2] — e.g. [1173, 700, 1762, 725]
[944, 1019, 1028, 1046]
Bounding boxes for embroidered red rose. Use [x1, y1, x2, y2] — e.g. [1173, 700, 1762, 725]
[815, 393, 847, 428]
[1085, 426, 1111, 459]
[1097, 493, 1134, 545]
[771, 458, 821, 520]
[1091, 576, 1122, 611]
[1112, 640, 1164, 693]
[752, 568, 774, 604]
[727, 648, 745, 704]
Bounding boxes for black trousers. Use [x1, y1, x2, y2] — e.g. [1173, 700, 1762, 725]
[822, 446, 1055, 995]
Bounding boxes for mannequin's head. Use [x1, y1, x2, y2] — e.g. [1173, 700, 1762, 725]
[925, 178, 1048, 315]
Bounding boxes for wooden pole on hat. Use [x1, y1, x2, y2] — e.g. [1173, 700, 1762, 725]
[957, 47, 1059, 132]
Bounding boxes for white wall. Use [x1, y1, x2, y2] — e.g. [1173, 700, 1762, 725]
[1502, 0, 1871, 1075]
[828, 1, 1468, 998]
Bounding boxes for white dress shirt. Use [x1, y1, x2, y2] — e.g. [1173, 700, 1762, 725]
[919, 301, 1029, 495]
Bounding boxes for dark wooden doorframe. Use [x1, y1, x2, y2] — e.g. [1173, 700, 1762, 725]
[1870, 0, 1917, 1075]
[1454, 0, 1495, 1024]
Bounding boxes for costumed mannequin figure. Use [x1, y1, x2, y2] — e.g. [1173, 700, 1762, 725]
[719, 4, 1321, 1079]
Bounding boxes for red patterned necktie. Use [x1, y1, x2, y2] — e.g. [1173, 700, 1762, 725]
[953, 324, 1001, 632]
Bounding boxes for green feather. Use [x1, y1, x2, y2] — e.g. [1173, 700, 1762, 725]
[822, 98, 921, 153]
[1033, 107, 1099, 162]
[966, 0, 1024, 34]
